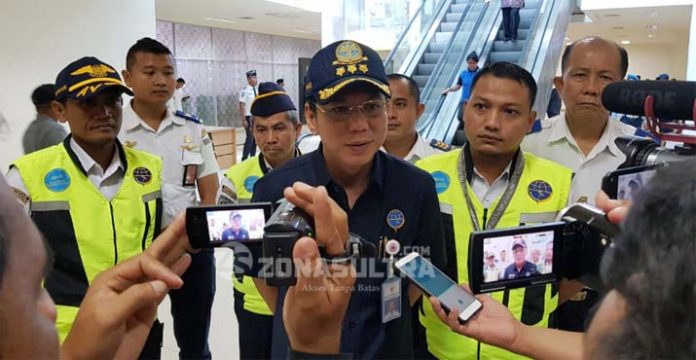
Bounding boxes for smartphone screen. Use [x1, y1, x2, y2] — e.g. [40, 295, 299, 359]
[396, 253, 480, 321]
[206, 208, 267, 243]
[616, 168, 657, 201]
[482, 230, 554, 283]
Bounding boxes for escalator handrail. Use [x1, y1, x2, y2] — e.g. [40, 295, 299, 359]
[418, 0, 493, 135]
[383, 0, 435, 67]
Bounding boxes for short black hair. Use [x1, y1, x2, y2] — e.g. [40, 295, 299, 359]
[470, 62, 537, 109]
[126, 37, 173, 70]
[387, 73, 421, 102]
[598, 161, 696, 359]
[176, 78, 185, 84]
[466, 51, 479, 63]
[31, 84, 55, 107]
[561, 37, 629, 79]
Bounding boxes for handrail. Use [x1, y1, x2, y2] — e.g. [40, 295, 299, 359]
[383, 0, 429, 66]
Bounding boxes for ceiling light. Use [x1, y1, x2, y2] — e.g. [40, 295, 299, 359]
[266, 12, 298, 19]
[604, 14, 620, 17]
[621, 40, 631, 45]
[648, 34, 655, 38]
[205, 17, 237, 24]
[238, 16, 254, 20]
[649, 11, 659, 18]
[293, 29, 312, 34]
[647, 24, 658, 30]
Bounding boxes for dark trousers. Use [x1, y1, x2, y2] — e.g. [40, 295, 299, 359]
[138, 320, 164, 359]
[234, 288, 274, 359]
[502, 7, 521, 40]
[242, 115, 256, 160]
[168, 250, 216, 359]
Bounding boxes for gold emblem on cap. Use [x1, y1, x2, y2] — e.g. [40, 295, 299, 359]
[332, 41, 370, 78]
[181, 135, 198, 151]
[70, 64, 115, 78]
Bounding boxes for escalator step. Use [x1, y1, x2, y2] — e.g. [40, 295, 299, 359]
[423, 53, 442, 63]
[445, 13, 463, 22]
[451, 3, 469, 12]
[417, 63, 436, 75]
[525, 0, 541, 8]
[435, 32, 453, 43]
[440, 21, 458, 32]
[429, 42, 447, 52]
[489, 51, 522, 64]
[497, 29, 529, 40]
[492, 40, 525, 52]
[413, 75, 430, 87]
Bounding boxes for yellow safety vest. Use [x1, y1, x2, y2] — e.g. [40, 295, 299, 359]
[12, 139, 162, 342]
[224, 156, 272, 315]
[416, 149, 572, 360]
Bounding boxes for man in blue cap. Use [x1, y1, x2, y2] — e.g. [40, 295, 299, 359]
[5, 56, 164, 358]
[218, 81, 302, 359]
[245, 40, 446, 358]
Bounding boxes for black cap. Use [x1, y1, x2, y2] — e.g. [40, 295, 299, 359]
[251, 82, 296, 117]
[54, 57, 132, 101]
[31, 84, 56, 106]
[304, 40, 390, 104]
[246, 70, 257, 78]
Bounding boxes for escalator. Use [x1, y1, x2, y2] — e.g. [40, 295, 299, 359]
[405, 0, 574, 144]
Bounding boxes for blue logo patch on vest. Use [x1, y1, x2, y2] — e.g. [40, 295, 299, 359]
[133, 167, 153, 185]
[528, 180, 553, 202]
[244, 176, 260, 193]
[44, 168, 70, 192]
[386, 209, 405, 231]
[431, 171, 450, 194]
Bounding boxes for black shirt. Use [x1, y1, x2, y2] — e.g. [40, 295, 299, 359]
[250, 148, 446, 359]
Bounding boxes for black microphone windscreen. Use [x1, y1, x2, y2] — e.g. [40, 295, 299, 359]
[601, 80, 696, 120]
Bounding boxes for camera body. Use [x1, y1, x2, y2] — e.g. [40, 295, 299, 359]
[469, 203, 619, 294]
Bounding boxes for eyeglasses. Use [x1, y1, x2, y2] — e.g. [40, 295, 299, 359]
[313, 99, 388, 121]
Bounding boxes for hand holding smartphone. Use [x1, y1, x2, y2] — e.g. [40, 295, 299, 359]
[395, 252, 481, 322]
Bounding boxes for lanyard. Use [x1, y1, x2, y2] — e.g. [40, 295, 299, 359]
[457, 147, 525, 231]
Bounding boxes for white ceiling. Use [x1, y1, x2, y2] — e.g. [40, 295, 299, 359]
[155, 0, 321, 40]
[568, 5, 692, 45]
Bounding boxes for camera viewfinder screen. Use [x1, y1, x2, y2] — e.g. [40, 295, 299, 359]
[617, 169, 656, 201]
[206, 209, 266, 242]
[482, 230, 554, 283]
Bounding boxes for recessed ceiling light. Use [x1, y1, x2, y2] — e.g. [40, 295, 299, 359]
[648, 34, 655, 38]
[205, 17, 237, 24]
[238, 16, 254, 20]
[604, 14, 620, 17]
[621, 40, 631, 45]
[293, 29, 312, 34]
[650, 11, 659, 18]
[266, 12, 299, 19]
[647, 24, 658, 30]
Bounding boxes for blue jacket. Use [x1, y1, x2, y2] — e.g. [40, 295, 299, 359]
[457, 67, 479, 103]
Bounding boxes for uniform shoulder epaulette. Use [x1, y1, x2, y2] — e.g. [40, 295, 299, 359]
[430, 139, 453, 152]
[528, 118, 544, 134]
[175, 110, 201, 124]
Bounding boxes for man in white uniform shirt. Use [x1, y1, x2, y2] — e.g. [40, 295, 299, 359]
[118, 37, 219, 359]
[240, 70, 259, 160]
[522, 36, 653, 204]
[383, 74, 452, 163]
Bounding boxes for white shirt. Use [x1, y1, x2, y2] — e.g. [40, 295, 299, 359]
[239, 84, 258, 117]
[522, 112, 640, 204]
[119, 101, 219, 226]
[381, 135, 452, 163]
[471, 162, 512, 208]
[6, 137, 124, 213]
[167, 88, 185, 112]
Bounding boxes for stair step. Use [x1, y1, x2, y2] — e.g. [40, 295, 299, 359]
[413, 75, 430, 87]
[497, 29, 530, 40]
[423, 52, 442, 63]
[489, 51, 522, 64]
[492, 40, 525, 52]
[417, 63, 436, 75]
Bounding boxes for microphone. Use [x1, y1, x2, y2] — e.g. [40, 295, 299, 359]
[601, 80, 696, 120]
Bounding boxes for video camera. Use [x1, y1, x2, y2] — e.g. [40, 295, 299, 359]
[602, 80, 696, 168]
[186, 199, 374, 286]
[468, 203, 619, 295]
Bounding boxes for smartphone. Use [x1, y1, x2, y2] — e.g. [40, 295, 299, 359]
[186, 203, 273, 248]
[601, 164, 661, 200]
[395, 252, 481, 322]
[469, 222, 565, 294]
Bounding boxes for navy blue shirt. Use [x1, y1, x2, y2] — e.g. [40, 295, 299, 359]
[456, 67, 479, 103]
[502, 261, 538, 280]
[250, 148, 446, 359]
[221, 228, 249, 241]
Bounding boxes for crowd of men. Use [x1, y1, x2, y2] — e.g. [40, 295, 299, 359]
[1, 31, 693, 360]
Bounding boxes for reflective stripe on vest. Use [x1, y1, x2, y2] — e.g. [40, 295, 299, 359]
[13, 141, 162, 341]
[416, 149, 572, 360]
[224, 156, 272, 315]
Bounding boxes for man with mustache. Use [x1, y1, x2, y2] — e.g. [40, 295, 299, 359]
[5, 56, 165, 358]
[217, 81, 302, 359]
[415, 62, 574, 359]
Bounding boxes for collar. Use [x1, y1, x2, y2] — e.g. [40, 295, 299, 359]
[36, 113, 55, 122]
[63, 135, 126, 176]
[463, 144, 519, 184]
[404, 134, 428, 161]
[259, 147, 302, 174]
[123, 100, 180, 132]
[549, 113, 621, 157]
[311, 143, 385, 190]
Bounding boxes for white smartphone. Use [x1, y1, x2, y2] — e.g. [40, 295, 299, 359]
[395, 252, 482, 322]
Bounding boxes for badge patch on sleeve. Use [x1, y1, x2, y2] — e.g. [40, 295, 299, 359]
[528, 180, 553, 202]
[44, 169, 71, 192]
[11, 187, 30, 204]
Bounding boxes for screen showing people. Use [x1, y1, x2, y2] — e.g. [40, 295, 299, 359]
[617, 168, 656, 201]
[206, 209, 266, 243]
[482, 230, 554, 283]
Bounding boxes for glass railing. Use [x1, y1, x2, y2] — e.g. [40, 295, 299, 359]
[383, 0, 450, 74]
[417, 0, 497, 136]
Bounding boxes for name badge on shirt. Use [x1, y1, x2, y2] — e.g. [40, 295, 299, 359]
[382, 277, 402, 323]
